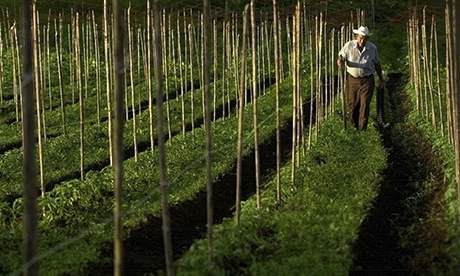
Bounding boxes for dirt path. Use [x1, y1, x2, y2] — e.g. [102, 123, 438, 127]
[350, 73, 450, 274]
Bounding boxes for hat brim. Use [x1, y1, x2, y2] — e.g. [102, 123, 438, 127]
[353, 29, 370, 36]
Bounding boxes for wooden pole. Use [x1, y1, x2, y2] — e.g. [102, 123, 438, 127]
[177, 17, 186, 135]
[147, 0, 154, 152]
[434, 18, 444, 136]
[272, 0, 281, 204]
[451, 0, 460, 224]
[203, 0, 213, 261]
[22, 0, 38, 273]
[250, 0, 261, 209]
[153, 1, 174, 274]
[236, 4, 249, 226]
[128, 5, 138, 162]
[113, 0, 125, 273]
[32, 0, 44, 197]
[446, 5, 454, 145]
[103, 0, 113, 164]
[75, 13, 85, 181]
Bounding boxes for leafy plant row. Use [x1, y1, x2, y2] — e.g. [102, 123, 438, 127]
[0, 76, 294, 274]
[397, 83, 460, 274]
[0, 66, 223, 202]
[176, 114, 387, 275]
[0, 62, 198, 154]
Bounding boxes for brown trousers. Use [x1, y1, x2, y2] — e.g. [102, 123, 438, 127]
[347, 73, 375, 130]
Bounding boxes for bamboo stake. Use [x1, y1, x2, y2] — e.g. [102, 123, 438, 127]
[203, 0, 213, 261]
[340, 25, 347, 129]
[264, 20, 272, 85]
[213, 19, 218, 121]
[416, 16, 422, 115]
[92, 11, 102, 125]
[434, 18, 444, 136]
[113, 0, 125, 273]
[177, 17, 186, 135]
[446, 5, 454, 145]
[9, 27, 18, 121]
[452, 0, 460, 224]
[171, 19, 178, 101]
[15, 20, 22, 122]
[69, 10, 75, 104]
[137, 28, 142, 113]
[428, 13, 436, 128]
[188, 23, 195, 133]
[286, 17, 292, 74]
[104, 0, 113, 164]
[291, 13, 297, 183]
[250, 0, 261, 209]
[421, 11, 429, 119]
[309, 30, 314, 145]
[236, 4, 249, 226]
[38, 16, 47, 141]
[146, 0, 154, 152]
[221, 20, 226, 117]
[278, 12, 284, 79]
[55, 17, 65, 133]
[153, 1, 174, 274]
[32, 0, 44, 197]
[272, 0, 281, 204]
[296, 3, 302, 162]
[22, 0, 38, 273]
[128, 5, 138, 162]
[75, 13, 85, 181]
[162, 12, 172, 140]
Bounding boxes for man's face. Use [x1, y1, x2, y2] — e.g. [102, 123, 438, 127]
[357, 34, 367, 47]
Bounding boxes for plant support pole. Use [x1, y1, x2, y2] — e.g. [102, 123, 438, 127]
[113, 0, 125, 274]
[153, 0, 174, 274]
[22, 0, 38, 273]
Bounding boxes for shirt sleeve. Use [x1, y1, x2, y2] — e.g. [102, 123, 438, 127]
[338, 42, 348, 59]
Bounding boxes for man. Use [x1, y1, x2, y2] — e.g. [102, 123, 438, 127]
[337, 26, 384, 130]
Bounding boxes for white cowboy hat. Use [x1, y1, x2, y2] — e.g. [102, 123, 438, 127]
[353, 26, 370, 36]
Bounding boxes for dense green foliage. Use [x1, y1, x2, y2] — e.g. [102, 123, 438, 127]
[177, 114, 387, 275]
[0, 74, 293, 274]
[399, 83, 460, 273]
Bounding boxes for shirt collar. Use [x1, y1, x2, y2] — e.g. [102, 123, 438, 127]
[353, 40, 367, 51]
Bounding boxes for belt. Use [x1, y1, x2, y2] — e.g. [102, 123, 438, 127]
[347, 73, 373, 79]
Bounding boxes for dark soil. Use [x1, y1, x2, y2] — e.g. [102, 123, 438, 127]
[86, 76, 292, 275]
[349, 73, 451, 275]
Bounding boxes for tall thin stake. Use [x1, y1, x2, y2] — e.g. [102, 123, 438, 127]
[250, 0, 261, 209]
[128, 5, 138, 162]
[452, 0, 460, 223]
[272, 0, 281, 204]
[153, 1, 174, 274]
[236, 4, 249, 225]
[103, 0, 113, 165]
[22, 0, 38, 273]
[113, 0, 125, 273]
[32, 0, 44, 196]
[203, 0, 213, 261]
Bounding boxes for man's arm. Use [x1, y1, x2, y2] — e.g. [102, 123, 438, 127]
[337, 57, 344, 69]
[375, 62, 384, 88]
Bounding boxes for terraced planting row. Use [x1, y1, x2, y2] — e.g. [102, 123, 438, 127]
[0, 70, 240, 202]
[0, 75, 294, 274]
[176, 114, 387, 274]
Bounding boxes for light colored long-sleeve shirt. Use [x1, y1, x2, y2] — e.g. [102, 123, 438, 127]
[339, 40, 380, 78]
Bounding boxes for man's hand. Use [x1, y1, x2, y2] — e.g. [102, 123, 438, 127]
[337, 58, 344, 69]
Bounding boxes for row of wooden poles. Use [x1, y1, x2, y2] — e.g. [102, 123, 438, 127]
[15, 1, 371, 275]
[407, 2, 460, 225]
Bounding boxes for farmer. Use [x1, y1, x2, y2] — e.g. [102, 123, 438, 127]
[337, 25, 384, 130]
